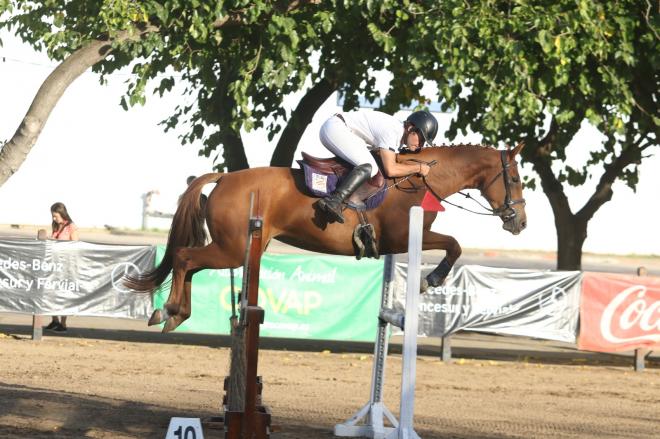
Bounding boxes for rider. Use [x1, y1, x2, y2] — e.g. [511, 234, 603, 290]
[316, 109, 438, 223]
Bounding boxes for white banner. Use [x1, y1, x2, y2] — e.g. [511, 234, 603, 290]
[392, 264, 582, 343]
[0, 239, 154, 319]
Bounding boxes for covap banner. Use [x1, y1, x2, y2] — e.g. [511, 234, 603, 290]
[579, 272, 660, 352]
[153, 248, 383, 342]
[393, 263, 582, 343]
[0, 238, 154, 319]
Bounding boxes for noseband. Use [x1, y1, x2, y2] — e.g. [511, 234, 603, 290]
[420, 150, 525, 222]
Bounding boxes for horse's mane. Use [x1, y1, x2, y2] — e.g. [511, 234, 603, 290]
[432, 143, 497, 150]
[401, 143, 497, 160]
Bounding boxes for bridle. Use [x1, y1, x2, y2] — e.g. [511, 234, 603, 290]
[416, 150, 525, 222]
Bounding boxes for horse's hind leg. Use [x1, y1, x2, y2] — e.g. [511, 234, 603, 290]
[421, 230, 462, 290]
[152, 243, 242, 333]
[160, 269, 198, 333]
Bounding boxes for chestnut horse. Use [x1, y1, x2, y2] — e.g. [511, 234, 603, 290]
[127, 143, 527, 332]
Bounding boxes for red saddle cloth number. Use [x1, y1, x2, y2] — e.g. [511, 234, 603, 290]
[421, 191, 445, 212]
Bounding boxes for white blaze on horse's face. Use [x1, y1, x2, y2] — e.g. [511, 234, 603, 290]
[501, 164, 527, 235]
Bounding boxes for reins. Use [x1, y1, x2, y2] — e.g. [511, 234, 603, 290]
[363, 159, 437, 202]
[422, 175, 503, 217]
[382, 150, 525, 221]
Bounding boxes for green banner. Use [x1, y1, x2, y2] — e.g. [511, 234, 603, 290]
[154, 247, 384, 342]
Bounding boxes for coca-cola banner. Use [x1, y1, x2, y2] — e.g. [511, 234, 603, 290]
[392, 264, 582, 343]
[578, 272, 660, 353]
[0, 238, 154, 319]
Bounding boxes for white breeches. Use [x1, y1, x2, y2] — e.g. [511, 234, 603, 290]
[319, 116, 379, 177]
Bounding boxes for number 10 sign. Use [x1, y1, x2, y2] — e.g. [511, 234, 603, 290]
[165, 417, 204, 439]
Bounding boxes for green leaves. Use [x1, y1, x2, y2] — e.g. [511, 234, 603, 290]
[558, 165, 588, 186]
[98, 0, 149, 34]
[399, 0, 657, 192]
[0, 0, 12, 13]
[367, 22, 395, 53]
[3, 0, 655, 181]
[537, 29, 553, 54]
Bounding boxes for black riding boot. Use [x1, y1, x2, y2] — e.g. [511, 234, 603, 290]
[317, 163, 372, 223]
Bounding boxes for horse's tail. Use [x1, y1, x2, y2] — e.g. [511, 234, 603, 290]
[125, 173, 223, 294]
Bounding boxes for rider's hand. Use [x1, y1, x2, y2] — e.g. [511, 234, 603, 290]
[417, 163, 431, 177]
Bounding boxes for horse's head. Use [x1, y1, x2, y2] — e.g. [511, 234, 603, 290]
[480, 143, 527, 235]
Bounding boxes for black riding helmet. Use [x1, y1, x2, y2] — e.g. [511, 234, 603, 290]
[406, 110, 438, 147]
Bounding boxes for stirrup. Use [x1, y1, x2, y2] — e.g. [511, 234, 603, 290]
[353, 226, 365, 260]
[352, 223, 378, 259]
[363, 223, 379, 259]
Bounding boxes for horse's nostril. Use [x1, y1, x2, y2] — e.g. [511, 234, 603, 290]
[521, 221, 527, 230]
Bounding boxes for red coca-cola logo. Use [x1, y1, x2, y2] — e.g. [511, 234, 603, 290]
[600, 285, 660, 344]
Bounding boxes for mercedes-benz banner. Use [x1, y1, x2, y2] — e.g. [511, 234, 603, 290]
[392, 263, 582, 343]
[0, 238, 154, 319]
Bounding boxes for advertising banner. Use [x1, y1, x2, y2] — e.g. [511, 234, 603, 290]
[392, 263, 582, 343]
[0, 238, 154, 319]
[578, 272, 660, 352]
[153, 248, 383, 342]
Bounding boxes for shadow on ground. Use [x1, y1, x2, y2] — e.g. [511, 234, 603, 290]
[0, 381, 196, 438]
[1, 381, 586, 439]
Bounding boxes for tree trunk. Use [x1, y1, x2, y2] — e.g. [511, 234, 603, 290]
[221, 130, 249, 171]
[526, 117, 589, 271]
[555, 214, 587, 270]
[528, 142, 585, 270]
[205, 65, 250, 171]
[270, 78, 336, 167]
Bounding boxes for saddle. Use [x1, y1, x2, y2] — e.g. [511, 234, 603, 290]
[298, 152, 386, 260]
[297, 151, 386, 210]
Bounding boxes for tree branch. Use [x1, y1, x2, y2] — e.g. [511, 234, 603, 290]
[1, 0, 321, 186]
[530, 117, 572, 217]
[270, 77, 336, 167]
[0, 26, 156, 186]
[577, 139, 643, 222]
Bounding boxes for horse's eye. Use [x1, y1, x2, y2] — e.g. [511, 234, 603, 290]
[512, 176, 520, 183]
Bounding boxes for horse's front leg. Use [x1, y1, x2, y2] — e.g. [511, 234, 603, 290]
[421, 230, 462, 290]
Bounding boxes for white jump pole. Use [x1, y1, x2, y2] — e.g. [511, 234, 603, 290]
[335, 206, 423, 439]
[388, 206, 422, 439]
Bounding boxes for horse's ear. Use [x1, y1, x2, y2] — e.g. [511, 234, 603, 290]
[509, 142, 524, 158]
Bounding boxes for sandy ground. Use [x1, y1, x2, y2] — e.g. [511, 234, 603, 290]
[0, 325, 658, 439]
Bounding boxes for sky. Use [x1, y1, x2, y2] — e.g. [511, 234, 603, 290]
[1, 31, 658, 256]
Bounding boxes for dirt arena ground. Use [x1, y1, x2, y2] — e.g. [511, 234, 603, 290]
[0, 326, 658, 439]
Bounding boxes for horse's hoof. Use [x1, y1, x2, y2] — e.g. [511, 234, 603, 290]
[148, 308, 166, 326]
[426, 273, 447, 289]
[162, 317, 180, 333]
